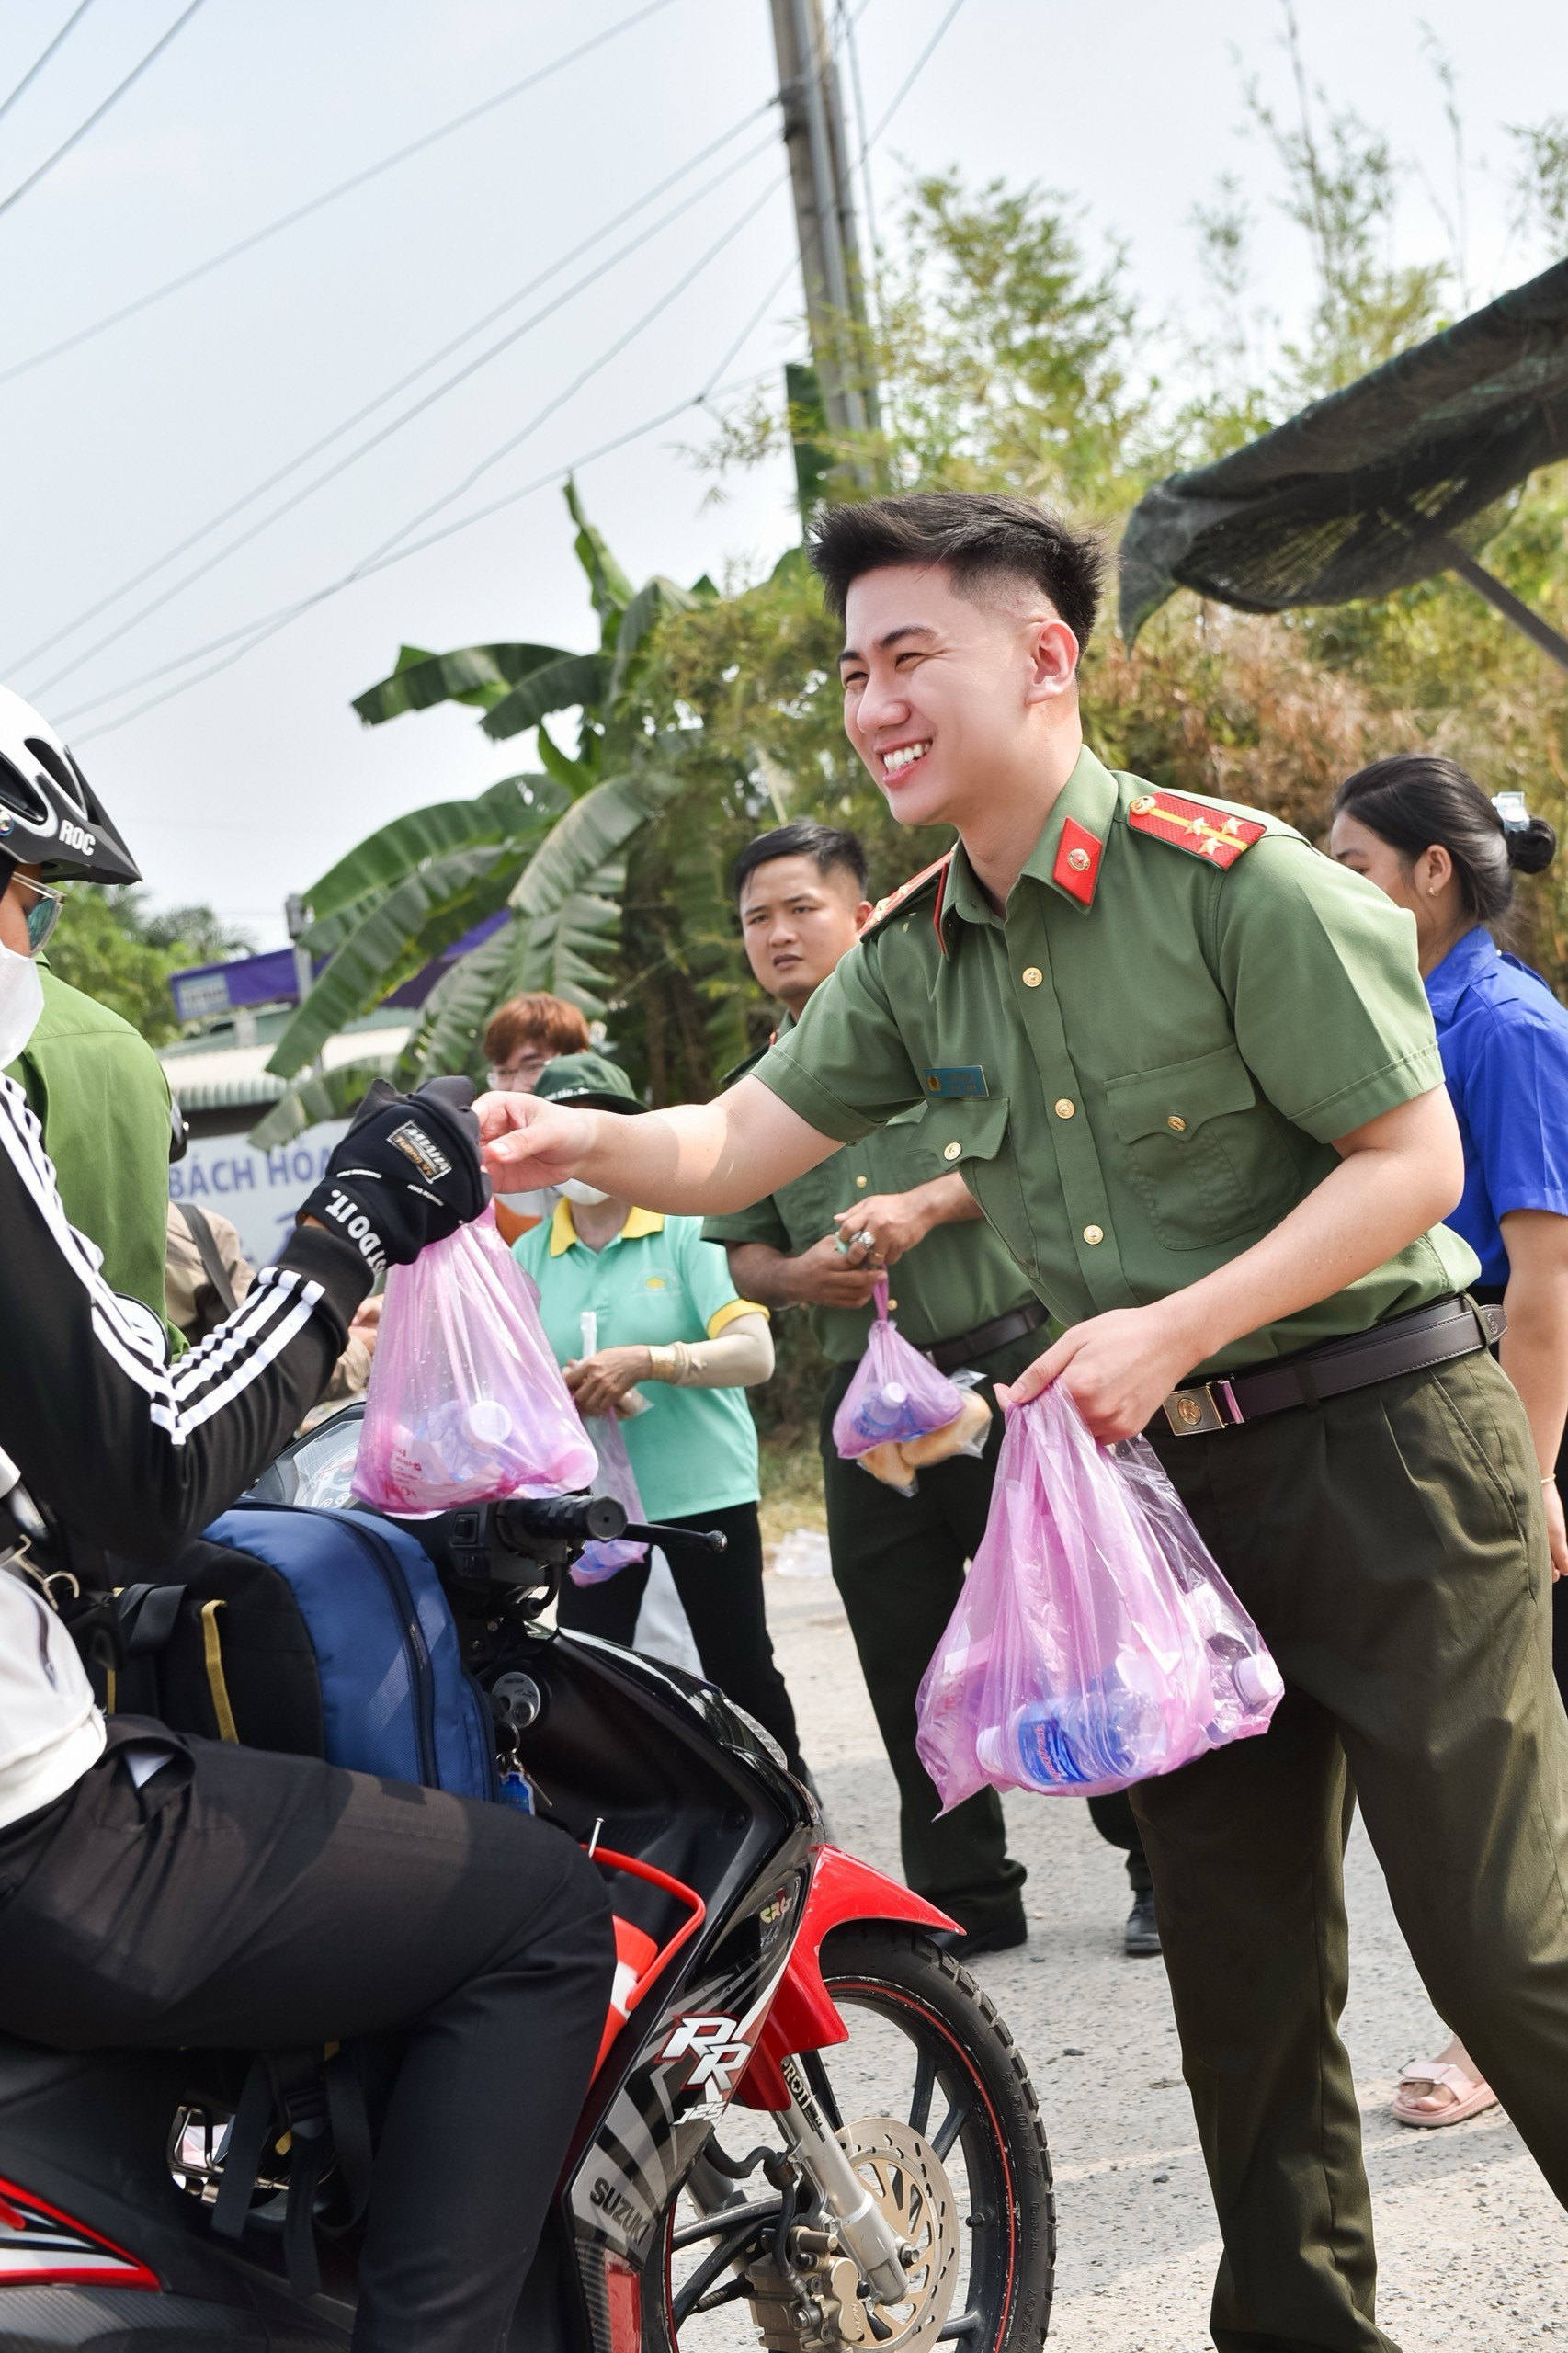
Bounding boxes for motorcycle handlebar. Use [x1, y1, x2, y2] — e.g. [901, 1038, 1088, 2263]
[491, 1495, 727, 1556]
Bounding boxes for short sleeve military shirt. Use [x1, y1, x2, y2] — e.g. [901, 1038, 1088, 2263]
[751, 746, 1477, 1376]
[702, 1017, 1042, 1365]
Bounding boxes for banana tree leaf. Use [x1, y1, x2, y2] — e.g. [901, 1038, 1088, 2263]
[512, 860, 626, 1009]
[267, 843, 522, 1079]
[247, 1059, 387, 1153]
[353, 642, 574, 726]
[395, 918, 521, 1087]
[564, 476, 633, 627]
[302, 773, 561, 934]
[534, 719, 594, 796]
[605, 575, 707, 708]
[481, 651, 606, 743]
[506, 754, 689, 1009]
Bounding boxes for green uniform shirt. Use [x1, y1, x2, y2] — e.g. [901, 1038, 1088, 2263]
[752, 746, 1478, 1379]
[512, 1201, 763, 1521]
[6, 968, 174, 1329]
[702, 1014, 1041, 1365]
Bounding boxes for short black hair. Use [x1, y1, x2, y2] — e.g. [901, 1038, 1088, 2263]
[733, 820, 869, 904]
[1334, 753, 1556, 926]
[808, 491, 1106, 651]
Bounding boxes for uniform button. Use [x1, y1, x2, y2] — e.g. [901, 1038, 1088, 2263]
[1166, 1114, 1187, 1132]
[1083, 1224, 1104, 1245]
[942, 1141, 962, 1162]
[1131, 793, 1157, 816]
[855, 1174, 868, 1188]
[1021, 966, 1043, 988]
[1054, 1097, 1076, 1119]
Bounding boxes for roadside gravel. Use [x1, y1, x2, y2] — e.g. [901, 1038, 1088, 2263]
[764, 1565, 1565, 2351]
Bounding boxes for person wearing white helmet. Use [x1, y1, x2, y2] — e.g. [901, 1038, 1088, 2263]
[0, 691, 614, 2353]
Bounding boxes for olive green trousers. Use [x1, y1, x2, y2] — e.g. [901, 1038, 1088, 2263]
[1136, 1348, 1568, 2353]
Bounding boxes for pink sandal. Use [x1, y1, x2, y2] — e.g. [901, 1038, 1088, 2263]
[1391, 2057, 1499, 2129]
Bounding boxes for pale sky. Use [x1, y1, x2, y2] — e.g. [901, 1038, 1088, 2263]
[0, 0, 1562, 945]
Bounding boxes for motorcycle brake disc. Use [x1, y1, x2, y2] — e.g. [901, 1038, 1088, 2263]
[828, 2115, 961, 2350]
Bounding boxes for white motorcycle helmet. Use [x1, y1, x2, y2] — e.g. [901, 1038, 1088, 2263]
[0, 683, 141, 887]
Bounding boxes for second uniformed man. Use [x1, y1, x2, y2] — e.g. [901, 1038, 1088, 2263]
[477, 491, 1568, 2353]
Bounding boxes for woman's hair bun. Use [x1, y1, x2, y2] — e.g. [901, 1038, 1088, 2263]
[1506, 813, 1558, 875]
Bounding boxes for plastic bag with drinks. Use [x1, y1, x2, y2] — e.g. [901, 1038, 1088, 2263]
[352, 1208, 596, 1515]
[915, 1381, 1282, 1805]
[831, 1276, 992, 1495]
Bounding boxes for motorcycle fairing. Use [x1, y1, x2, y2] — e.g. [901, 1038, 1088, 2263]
[732, 1843, 958, 2110]
[0, 2178, 156, 2288]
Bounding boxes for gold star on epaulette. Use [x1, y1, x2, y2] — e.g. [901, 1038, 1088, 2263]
[1126, 790, 1266, 869]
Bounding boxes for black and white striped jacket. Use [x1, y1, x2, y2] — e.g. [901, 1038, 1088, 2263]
[0, 1070, 370, 1824]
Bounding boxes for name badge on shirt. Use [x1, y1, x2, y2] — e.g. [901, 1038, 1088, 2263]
[923, 1065, 989, 1098]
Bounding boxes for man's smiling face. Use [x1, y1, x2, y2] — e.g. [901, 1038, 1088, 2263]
[838, 561, 1075, 834]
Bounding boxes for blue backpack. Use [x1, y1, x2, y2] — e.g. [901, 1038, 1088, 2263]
[115, 1502, 496, 1800]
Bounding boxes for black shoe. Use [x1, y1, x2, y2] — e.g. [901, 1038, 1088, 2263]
[1124, 1888, 1161, 1957]
[927, 1915, 1028, 1961]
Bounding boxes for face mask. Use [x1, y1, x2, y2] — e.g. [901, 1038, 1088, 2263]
[0, 941, 43, 1067]
[559, 1177, 611, 1208]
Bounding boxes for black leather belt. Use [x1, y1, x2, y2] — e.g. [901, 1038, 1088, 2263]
[926, 1298, 1048, 1374]
[1158, 1295, 1506, 1437]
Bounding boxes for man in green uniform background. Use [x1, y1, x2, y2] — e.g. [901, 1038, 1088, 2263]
[478, 491, 1568, 2353]
[6, 961, 174, 1336]
[705, 820, 1158, 1957]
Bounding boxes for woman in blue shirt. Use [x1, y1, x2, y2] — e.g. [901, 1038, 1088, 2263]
[1332, 752, 1566, 2130]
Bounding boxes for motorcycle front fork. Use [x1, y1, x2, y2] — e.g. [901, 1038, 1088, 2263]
[687, 2054, 908, 2307]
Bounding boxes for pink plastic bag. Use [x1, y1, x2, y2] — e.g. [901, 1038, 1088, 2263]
[832, 1278, 971, 1456]
[570, 1414, 651, 1586]
[352, 1209, 597, 1515]
[916, 1383, 1282, 1806]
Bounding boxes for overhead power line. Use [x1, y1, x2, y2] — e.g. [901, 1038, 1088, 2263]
[17, 112, 778, 687]
[0, 0, 99, 131]
[0, 0, 207, 224]
[66, 0, 965, 745]
[65, 178, 794, 738]
[0, 0, 680, 387]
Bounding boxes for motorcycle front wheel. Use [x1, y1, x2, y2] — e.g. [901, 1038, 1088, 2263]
[652, 1923, 1054, 2351]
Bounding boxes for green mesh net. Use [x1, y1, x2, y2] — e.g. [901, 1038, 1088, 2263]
[1119, 256, 1568, 642]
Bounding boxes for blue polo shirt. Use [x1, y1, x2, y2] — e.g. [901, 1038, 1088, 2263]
[512, 1202, 764, 1521]
[1425, 925, 1568, 1288]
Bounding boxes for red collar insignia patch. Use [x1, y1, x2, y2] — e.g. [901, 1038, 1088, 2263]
[1126, 790, 1266, 869]
[1051, 815, 1103, 907]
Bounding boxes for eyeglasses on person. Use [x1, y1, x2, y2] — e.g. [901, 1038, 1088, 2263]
[485, 1049, 554, 1088]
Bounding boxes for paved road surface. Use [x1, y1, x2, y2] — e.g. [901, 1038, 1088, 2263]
[764, 1566, 1565, 2351]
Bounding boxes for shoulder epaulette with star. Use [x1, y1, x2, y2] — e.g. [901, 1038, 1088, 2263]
[860, 850, 953, 946]
[1125, 789, 1267, 869]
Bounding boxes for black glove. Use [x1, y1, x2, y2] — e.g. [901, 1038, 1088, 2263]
[300, 1076, 488, 1274]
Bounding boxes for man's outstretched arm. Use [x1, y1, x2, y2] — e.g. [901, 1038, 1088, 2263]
[477, 1074, 841, 1212]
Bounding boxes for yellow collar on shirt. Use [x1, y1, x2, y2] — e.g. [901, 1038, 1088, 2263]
[548, 1199, 666, 1256]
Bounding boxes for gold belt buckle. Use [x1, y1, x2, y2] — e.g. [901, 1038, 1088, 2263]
[1161, 1380, 1240, 1437]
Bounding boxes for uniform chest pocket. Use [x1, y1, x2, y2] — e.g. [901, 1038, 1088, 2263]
[918, 1096, 1038, 1276]
[1106, 1044, 1296, 1251]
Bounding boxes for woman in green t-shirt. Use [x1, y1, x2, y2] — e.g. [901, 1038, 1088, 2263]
[513, 1054, 805, 1779]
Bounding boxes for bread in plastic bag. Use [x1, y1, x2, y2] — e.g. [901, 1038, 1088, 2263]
[916, 1381, 1282, 1806]
[833, 1278, 983, 1459]
[352, 1208, 597, 1515]
[570, 1413, 651, 1586]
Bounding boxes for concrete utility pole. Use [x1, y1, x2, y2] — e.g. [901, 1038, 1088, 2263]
[769, 0, 879, 445]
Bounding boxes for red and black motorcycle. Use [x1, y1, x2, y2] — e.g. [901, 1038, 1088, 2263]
[0, 1411, 1054, 2351]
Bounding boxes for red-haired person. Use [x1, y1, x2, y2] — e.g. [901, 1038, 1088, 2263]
[483, 994, 591, 1244]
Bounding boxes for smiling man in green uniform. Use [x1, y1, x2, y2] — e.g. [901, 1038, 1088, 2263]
[477, 491, 1568, 2352]
[702, 819, 1046, 1958]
